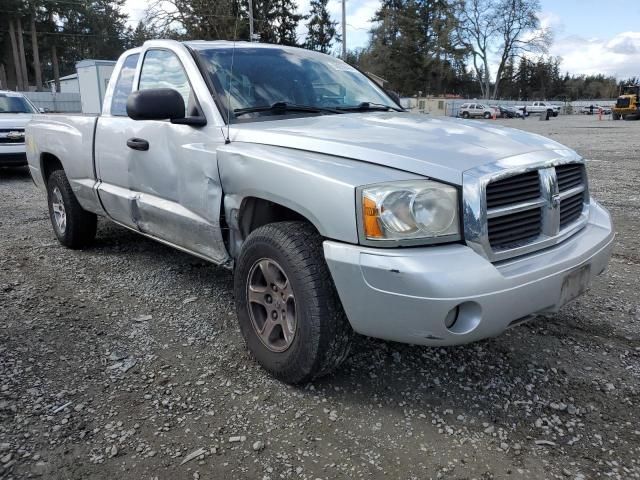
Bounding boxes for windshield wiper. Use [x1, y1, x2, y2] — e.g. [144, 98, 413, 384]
[336, 102, 404, 112]
[234, 101, 343, 117]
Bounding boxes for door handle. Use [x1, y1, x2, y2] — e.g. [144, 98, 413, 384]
[126, 138, 149, 151]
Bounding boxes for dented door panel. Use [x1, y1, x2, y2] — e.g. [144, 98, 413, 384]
[126, 121, 229, 264]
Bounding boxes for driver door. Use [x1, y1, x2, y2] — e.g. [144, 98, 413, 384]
[97, 48, 229, 264]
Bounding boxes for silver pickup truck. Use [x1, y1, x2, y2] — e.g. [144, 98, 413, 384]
[26, 40, 614, 384]
[1, 90, 40, 167]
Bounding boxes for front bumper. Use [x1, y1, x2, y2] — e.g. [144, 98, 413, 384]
[324, 201, 614, 346]
[0, 145, 27, 166]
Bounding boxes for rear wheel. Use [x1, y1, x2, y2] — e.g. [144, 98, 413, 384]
[462, 111, 470, 119]
[46, 170, 97, 248]
[234, 221, 353, 384]
[612, 113, 620, 120]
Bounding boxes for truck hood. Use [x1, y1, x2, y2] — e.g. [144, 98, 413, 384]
[0, 114, 33, 129]
[229, 112, 575, 184]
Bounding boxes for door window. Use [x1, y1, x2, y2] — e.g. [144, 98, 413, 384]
[110, 53, 139, 116]
[138, 49, 194, 116]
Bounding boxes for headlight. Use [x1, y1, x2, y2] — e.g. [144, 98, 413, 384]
[360, 180, 460, 243]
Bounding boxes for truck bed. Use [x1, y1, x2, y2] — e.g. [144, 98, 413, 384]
[26, 114, 104, 216]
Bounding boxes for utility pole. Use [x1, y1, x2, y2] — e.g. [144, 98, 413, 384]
[341, 0, 346, 60]
[248, 0, 254, 41]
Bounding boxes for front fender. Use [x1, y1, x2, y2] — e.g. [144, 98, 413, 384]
[217, 143, 422, 244]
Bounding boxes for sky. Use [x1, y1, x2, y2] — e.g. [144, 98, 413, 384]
[124, 0, 640, 79]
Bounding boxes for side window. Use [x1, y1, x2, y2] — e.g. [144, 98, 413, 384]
[110, 53, 139, 116]
[138, 49, 193, 116]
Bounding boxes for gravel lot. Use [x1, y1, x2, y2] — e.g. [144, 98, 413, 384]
[1, 114, 639, 480]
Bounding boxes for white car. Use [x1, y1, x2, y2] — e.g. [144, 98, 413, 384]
[458, 103, 495, 119]
[0, 90, 39, 167]
[581, 105, 611, 115]
[515, 102, 560, 117]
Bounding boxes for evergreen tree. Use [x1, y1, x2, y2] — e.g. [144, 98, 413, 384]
[127, 21, 161, 48]
[272, 0, 305, 46]
[304, 0, 339, 53]
[359, 0, 463, 96]
[1, 0, 131, 90]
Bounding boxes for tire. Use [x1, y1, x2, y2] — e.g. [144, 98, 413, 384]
[552, 111, 558, 117]
[46, 169, 97, 249]
[483, 112, 491, 119]
[462, 111, 469, 119]
[234, 221, 353, 384]
[612, 113, 620, 120]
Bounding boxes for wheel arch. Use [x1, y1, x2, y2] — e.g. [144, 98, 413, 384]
[224, 194, 323, 259]
[40, 152, 64, 183]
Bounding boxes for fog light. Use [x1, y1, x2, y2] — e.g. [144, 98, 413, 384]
[444, 302, 482, 334]
[444, 306, 459, 329]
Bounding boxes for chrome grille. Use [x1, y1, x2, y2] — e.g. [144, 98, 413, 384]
[560, 192, 585, 228]
[486, 170, 540, 208]
[463, 159, 590, 262]
[0, 128, 25, 144]
[556, 163, 583, 191]
[488, 208, 542, 248]
[557, 163, 587, 229]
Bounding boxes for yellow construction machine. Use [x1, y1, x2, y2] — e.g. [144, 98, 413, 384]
[612, 84, 640, 120]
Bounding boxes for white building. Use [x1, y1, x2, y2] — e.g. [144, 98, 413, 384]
[46, 73, 80, 94]
[75, 60, 116, 114]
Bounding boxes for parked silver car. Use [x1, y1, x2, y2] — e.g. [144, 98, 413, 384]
[458, 102, 495, 119]
[26, 40, 614, 384]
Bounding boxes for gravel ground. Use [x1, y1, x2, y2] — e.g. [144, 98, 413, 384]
[1, 114, 639, 480]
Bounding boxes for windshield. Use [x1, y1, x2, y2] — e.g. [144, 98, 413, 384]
[0, 94, 37, 114]
[192, 45, 396, 121]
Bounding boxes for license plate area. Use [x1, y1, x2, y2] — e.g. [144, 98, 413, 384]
[559, 264, 591, 306]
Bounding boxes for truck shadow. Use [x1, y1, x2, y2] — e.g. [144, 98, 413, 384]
[0, 166, 31, 181]
[88, 218, 619, 451]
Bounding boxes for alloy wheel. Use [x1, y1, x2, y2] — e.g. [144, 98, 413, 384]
[51, 186, 67, 234]
[246, 258, 297, 352]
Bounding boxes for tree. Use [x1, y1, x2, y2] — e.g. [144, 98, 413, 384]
[455, 0, 550, 99]
[304, 0, 339, 53]
[272, 0, 305, 46]
[454, 0, 494, 98]
[359, 0, 464, 96]
[127, 21, 161, 48]
[491, 0, 550, 98]
[144, 0, 304, 45]
[8, 19, 25, 90]
[145, 0, 242, 40]
[0, 0, 131, 91]
[30, 10, 43, 90]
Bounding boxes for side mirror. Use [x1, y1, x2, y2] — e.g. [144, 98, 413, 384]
[127, 88, 207, 126]
[127, 88, 185, 121]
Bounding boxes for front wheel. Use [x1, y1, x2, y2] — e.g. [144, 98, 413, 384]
[47, 170, 97, 249]
[483, 112, 492, 119]
[234, 221, 353, 384]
